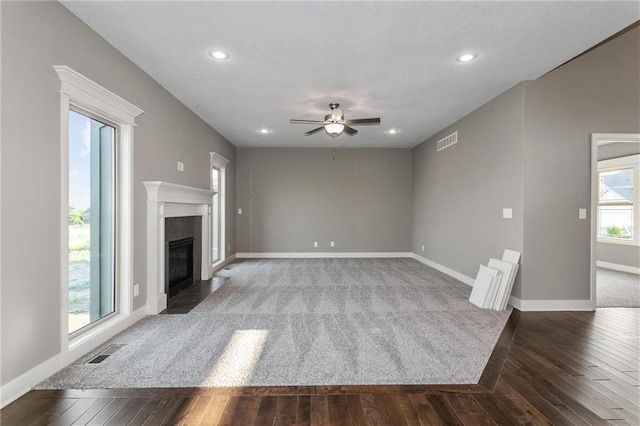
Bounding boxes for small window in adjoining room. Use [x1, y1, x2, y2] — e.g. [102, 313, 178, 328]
[597, 155, 640, 246]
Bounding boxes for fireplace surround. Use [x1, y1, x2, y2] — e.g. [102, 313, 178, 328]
[144, 181, 214, 314]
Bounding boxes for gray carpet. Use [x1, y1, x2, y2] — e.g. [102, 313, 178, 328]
[597, 267, 640, 308]
[37, 258, 511, 389]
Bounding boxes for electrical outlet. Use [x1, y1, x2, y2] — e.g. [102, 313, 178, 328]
[579, 208, 587, 219]
[503, 208, 513, 219]
[421, 245, 425, 252]
[314, 241, 318, 248]
[177, 161, 184, 171]
[133, 284, 139, 297]
[237, 208, 242, 215]
[330, 241, 335, 247]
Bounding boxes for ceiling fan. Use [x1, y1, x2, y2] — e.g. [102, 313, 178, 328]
[290, 103, 381, 137]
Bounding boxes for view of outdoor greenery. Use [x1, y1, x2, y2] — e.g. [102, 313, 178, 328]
[69, 210, 90, 333]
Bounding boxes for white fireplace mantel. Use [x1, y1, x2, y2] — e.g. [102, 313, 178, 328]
[143, 181, 214, 314]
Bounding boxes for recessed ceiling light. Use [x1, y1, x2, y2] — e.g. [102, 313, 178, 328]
[210, 50, 230, 60]
[386, 129, 399, 134]
[456, 53, 477, 63]
[258, 128, 271, 134]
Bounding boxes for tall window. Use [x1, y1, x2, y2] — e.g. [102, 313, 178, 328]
[212, 167, 221, 263]
[68, 109, 116, 334]
[57, 65, 143, 346]
[211, 153, 229, 265]
[597, 154, 640, 246]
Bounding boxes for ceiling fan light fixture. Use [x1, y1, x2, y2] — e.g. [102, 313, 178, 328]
[210, 50, 230, 60]
[456, 53, 477, 63]
[386, 128, 399, 134]
[325, 122, 345, 136]
[258, 128, 271, 134]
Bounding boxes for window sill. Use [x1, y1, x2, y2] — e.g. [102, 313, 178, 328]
[597, 238, 639, 247]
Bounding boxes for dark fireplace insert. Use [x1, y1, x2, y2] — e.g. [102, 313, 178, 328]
[167, 237, 194, 298]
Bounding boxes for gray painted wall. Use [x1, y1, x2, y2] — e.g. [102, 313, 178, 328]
[1, 1, 236, 385]
[597, 142, 640, 268]
[522, 27, 640, 300]
[236, 148, 412, 253]
[411, 26, 639, 302]
[411, 84, 525, 297]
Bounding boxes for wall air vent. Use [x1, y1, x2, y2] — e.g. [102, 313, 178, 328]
[436, 131, 458, 152]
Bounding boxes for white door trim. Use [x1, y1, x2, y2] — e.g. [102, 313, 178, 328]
[590, 133, 640, 310]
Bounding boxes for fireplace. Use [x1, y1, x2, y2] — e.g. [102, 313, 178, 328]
[166, 237, 195, 298]
[144, 181, 214, 314]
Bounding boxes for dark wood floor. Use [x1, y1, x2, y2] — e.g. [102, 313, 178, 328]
[2, 308, 638, 425]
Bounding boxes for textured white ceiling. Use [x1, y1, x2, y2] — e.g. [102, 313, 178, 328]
[61, 1, 639, 148]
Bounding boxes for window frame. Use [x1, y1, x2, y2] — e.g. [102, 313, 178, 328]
[596, 154, 640, 247]
[55, 66, 143, 364]
[67, 105, 119, 337]
[210, 152, 229, 267]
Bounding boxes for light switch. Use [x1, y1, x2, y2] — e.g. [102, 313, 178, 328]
[314, 242, 318, 248]
[237, 208, 242, 215]
[503, 208, 513, 219]
[579, 208, 587, 219]
[177, 161, 184, 171]
[331, 241, 335, 247]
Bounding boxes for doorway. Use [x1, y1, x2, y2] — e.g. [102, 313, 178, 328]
[591, 134, 640, 308]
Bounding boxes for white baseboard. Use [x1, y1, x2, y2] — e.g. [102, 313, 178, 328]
[1, 305, 147, 409]
[211, 253, 237, 275]
[236, 252, 413, 259]
[0, 353, 62, 409]
[509, 296, 593, 311]
[410, 253, 475, 286]
[597, 261, 640, 274]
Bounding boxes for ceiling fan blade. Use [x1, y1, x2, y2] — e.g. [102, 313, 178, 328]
[346, 118, 381, 125]
[343, 125, 358, 136]
[290, 119, 324, 124]
[304, 127, 325, 136]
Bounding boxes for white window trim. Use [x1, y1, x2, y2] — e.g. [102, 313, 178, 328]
[596, 154, 639, 247]
[210, 152, 230, 266]
[55, 66, 143, 365]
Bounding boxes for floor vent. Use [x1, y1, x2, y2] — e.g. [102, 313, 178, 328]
[436, 131, 458, 151]
[86, 344, 125, 364]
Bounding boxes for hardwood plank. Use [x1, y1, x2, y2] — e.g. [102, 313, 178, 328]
[29, 398, 79, 425]
[443, 393, 496, 426]
[472, 393, 520, 425]
[49, 398, 101, 426]
[408, 393, 443, 426]
[198, 395, 228, 425]
[104, 398, 147, 425]
[71, 398, 113, 425]
[141, 397, 184, 426]
[327, 395, 352, 426]
[274, 395, 297, 426]
[216, 396, 242, 426]
[163, 396, 199, 425]
[86, 398, 127, 424]
[310, 395, 329, 425]
[253, 396, 277, 426]
[395, 394, 421, 426]
[127, 398, 169, 426]
[355, 394, 386, 425]
[296, 395, 311, 426]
